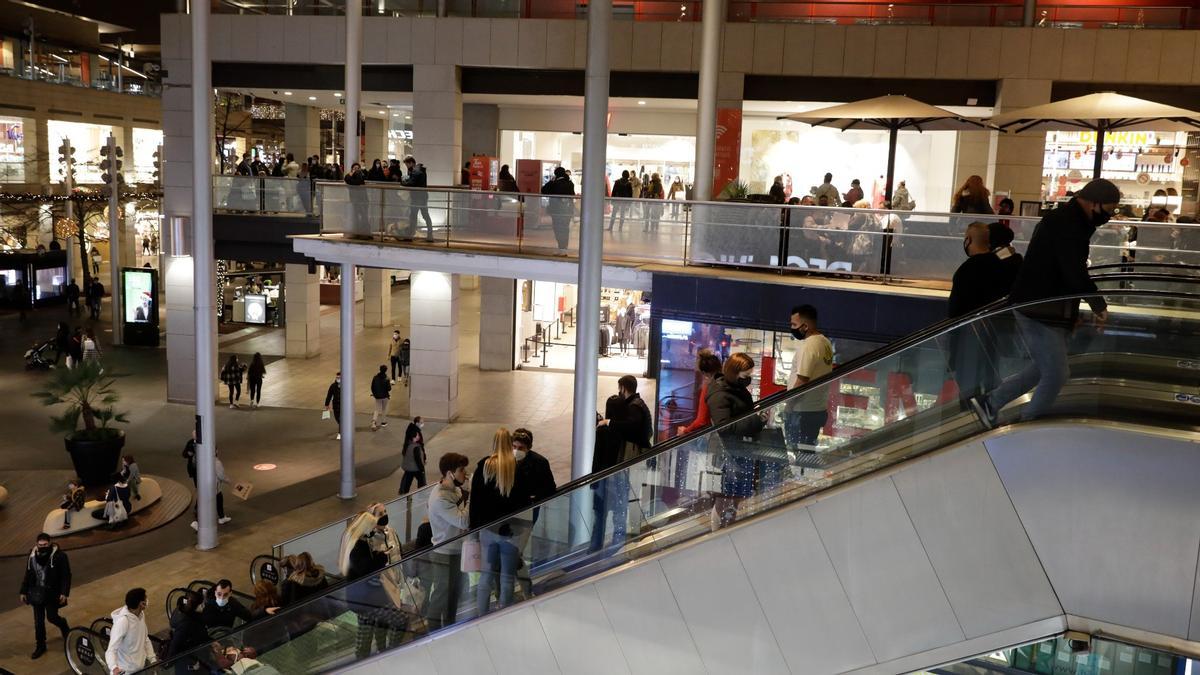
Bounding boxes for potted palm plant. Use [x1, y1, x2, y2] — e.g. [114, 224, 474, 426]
[33, 361, 129, 487]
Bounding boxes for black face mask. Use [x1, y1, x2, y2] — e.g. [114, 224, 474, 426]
[452, 477, 465, 487]
[963, 239, 971, 257]
[736, 376, 753, 387]
[35, 546, 50, 558]
[376, 514, 389, 528]
[1092, 206, 1113, 226]
[790, 327, 806, 341]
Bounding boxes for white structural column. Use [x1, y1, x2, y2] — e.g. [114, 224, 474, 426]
[285, 263, 321, 358]
[284, 103, 321, 161]
[409, 271, 460, 421]
[571, 0, 611, 479]
[191, 0, 218, 550]
[990, 78, 1052, 206]
[693, 0, 725, 202]
[106, 134, 123, 345]
[478, 276, 516, 372]
[345, 0, 362, 169]
[412, 65, 463, 186]
[339, 263, 357, 499]
[362, 267, 391, 328]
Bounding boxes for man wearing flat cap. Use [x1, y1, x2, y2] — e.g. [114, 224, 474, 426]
[970, 178, 1119, 428]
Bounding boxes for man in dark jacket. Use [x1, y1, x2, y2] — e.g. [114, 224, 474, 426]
[541, 166, 576, 254]
[511, 428, 557, 596]
[971, 179, 1117, 428]
[589, 376, 650, 552]
[948, 222, 1012, 405]
[65, 278, 81, 315]
[202, 579, 252, 629]
[20, 533, 71, 659]
[370, 365, 391, 431]
[609, 170, 633, 231]
[402, 156, 433, 240]
[324, 372, 342, 440]
[236, 153, 252, 176]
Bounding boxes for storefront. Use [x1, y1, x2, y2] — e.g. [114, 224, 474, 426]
[515, 280, 650, 375]
[0, 116, 26, 182]
[47, 120, 117, 184]
[739, 113, 960, 211]
[132, 128, 163, 184]
[0, 249, 68, 307]
[388, 107, 414, 161]
[1041, 129, 1199, 214]
[500, 131, 696, 193]
[217, 261, 285, 327]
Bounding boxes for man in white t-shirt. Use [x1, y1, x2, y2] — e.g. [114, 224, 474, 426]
[785, 304, 834, 452]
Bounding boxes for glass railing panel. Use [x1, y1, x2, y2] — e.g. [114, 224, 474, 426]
[146, 290, 1200, 674]
[688, 201, 792, 271]
[213, 176, 314, 215]
[600, 197, 690, 262]
[444, 190, 522, 248]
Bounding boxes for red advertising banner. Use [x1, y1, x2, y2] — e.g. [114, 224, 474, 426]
[713, 107, 742, 198]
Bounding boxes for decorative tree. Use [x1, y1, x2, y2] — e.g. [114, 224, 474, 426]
[32, 360, 128, 441]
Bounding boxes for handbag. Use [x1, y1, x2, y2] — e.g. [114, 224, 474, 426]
[107, 500, 129, 524]
[460, 538, 482, 573]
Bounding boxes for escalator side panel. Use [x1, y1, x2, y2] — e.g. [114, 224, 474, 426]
[986, 426, 1200, 641]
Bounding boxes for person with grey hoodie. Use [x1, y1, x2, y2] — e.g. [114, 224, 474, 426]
[105, 587, 156, 674]
[425, 452, 470, 630]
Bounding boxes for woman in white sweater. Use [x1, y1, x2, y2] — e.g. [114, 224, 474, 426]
[105, 587, 156, 674]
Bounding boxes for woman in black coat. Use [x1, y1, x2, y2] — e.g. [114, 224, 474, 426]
[166, 591, 210, 674]
[706, 352, 774, 528]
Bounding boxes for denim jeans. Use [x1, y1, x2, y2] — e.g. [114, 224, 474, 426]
[588, 472, 629, 553]
[987, 313, 1070, 421]
[784, 410, 828, 449]
[477, 529, 520, 616]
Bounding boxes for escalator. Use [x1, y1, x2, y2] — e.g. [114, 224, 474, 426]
[144, 282, 1200, 675]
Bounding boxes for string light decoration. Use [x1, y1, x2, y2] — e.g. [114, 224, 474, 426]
[0, 190, 163, 204]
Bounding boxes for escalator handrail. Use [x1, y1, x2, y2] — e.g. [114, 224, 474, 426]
[1090, 272, 1200, 290]
[1088, 262, 1200, 274]
[146, 286, 1200, 674]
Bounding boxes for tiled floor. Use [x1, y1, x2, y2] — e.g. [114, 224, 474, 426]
[0, 281, 652, 674]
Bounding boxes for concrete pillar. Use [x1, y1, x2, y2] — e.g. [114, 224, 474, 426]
[364, 116, 389, 164]
[285, 263, 320, 358]
[284, 103, 321, 160]
[462, 104, 500, 160]
[458, 274, 478, 291]
[362, 267, 391, 328]
[339, 263, 356, 499]
[953, 131, 996, 206]
[413, 65, 462, 186]
[345, 6, 362, 168]
[409, 271, 459, 421]
[693, 0, 725, 201]
[990, 78, 1052, 207]
[479, 276, 515, 372]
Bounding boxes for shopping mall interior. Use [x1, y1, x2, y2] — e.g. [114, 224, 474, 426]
[2, 0, 1200, 673]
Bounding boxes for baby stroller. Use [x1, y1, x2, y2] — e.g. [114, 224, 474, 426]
[24, 339, 57, 370]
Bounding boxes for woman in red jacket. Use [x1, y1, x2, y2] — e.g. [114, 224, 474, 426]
[673, 349, 722, 497]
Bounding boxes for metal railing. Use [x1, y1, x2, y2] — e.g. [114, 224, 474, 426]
[213, 175, 316, 216]
[213, 1, 1197, 28]
[315, 181, 1200, 285]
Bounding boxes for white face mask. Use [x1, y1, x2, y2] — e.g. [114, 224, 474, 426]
[215, 596, 228, 608]
[514, 449, 527, 462]
[417, 422, 424, 429]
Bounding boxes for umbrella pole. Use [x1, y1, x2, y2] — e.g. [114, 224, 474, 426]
[885, 126, 898, 205]
[1092, 126, 1105, 180]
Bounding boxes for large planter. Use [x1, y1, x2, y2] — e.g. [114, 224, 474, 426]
[65, 431, 126, 487]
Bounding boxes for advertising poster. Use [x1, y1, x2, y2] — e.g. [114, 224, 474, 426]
[244, 293, 267, 324]
[713, 108, 743, 197]
[123, 269, 154, 323]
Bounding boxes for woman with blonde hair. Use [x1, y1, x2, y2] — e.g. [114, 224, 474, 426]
[951, 175, 994, 215]
[340, 504, 426, 656]
[469, 427, 532, 616]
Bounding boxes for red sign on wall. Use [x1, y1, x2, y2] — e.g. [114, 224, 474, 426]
[713, 107, 743, 198]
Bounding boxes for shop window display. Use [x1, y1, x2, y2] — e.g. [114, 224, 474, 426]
[0, 117, 25, 182]
[47, 120, 117, 184]
[1042, 130, 1198, 214]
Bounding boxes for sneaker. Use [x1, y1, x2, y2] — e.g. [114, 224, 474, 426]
[31, 646, 46, 660]
[380, 421, 388, 427]
[229, 403, 235, 409]
[190, 521, 198, 530]
[336, 433, 341, 440]
[391, 379, 396, 385]
[219, 517, 232, 525]
[969, 396, 997, 430]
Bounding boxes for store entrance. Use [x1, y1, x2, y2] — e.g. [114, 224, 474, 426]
[217, 260, 287, 356]
[516, 280, 650, 377]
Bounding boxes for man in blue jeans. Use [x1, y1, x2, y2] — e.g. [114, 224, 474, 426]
[784, 305, 834, 457]
[971, 179, 1116, 428]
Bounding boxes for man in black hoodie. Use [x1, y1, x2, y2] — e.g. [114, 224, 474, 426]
[511, 428, 557, 596]
[609, 170, 633, 232]
[590, 376, 651, 552]
[541, 166, 576, 254]
[325, 372, 342, 440]
[402, 156, 433, 241]
[20, 533, 71, 659]
[370, 365, 392, 431]
[971, 179, 1117, 428]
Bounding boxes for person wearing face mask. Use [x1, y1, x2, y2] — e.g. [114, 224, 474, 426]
[947, 223, 1012, 407]
[399, 417, 427, 494]
[388, 331, 404, 384]
[511, 428, 557, 598]
[201, 579, 252, 629]
[20, 533, 71, 660]
[470, 428, 534, 616]
[426, 452, 471, 630]
[340, 504, 416, 658]
[590, 377, 652, 552]
[106, 587, 156, 675]
[783, 305, 834, 456]
[325, 371, 343, 440]
[166, 590, 209, 674]
[970, 179, 1117, 429]
[707, 352, 770, 529]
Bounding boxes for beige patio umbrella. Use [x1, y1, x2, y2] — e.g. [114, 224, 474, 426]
[780, 95, 994, 204]
[988, 92, 1200, 179]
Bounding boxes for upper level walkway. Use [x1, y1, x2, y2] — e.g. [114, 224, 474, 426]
[208, 176, 1200, 295]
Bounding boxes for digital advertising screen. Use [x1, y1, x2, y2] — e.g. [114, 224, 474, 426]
[123, 268, 156, 324]
[244, 293, 267, 324]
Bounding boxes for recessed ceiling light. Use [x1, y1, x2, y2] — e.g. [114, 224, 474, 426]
[378, 110, 385, 115]
[392, 113, 400, 117]
[283, 91, 293, 96]
[308, 96, 317, 100]
[334, 92, 343, 97]
[637, 100, 646, 105]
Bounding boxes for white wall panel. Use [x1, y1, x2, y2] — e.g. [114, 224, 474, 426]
[809, 474, 965, 661]
[730, 506, 876, 673]
[425, 625, 497, 675]
[987, 426, 1200, 639]
[660, 536, 789, 674]
[535, 585, 631, 675]
[893, 442, 1062, 638]
[594, 562, 705, 675]
[477, 607, 561, 675]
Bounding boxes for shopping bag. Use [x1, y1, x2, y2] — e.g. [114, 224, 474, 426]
[321, 410, 331, 420]
[233, 481, 254, 500]
[107, 500, 128, 524]
[460, 538, 483, 573]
